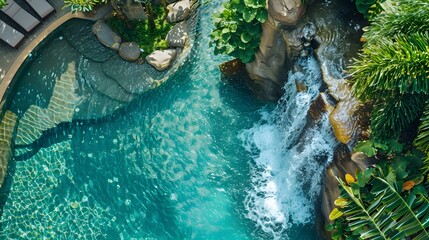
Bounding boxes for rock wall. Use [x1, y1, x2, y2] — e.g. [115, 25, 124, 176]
[245, 0, 308, 100]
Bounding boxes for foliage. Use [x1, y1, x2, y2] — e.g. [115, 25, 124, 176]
[353, 0, 385, 19]
[362, 0, 429, 44]
[351, 33, 429, 101]
[370, 93, 426, 140]
[0, 0, 6, 9]
[107, 6, 172, 57]
[210, 0, 268, 63]
[327, 158, 429, 240]
[63, 0, 107, 13]
[415, 105, 429, 174]
[349, 0, 429, 146]
[354, 138, 403, 158]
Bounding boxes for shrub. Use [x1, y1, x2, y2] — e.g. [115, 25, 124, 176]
[63, 0, 105, 13]
[210, 0, 267, 63]
[107, 6, 172, 57]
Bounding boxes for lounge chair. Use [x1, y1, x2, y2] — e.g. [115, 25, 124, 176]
[26, 0, 55, 18]
[1, 0, 40, 32]
[0, 20, 24, 47]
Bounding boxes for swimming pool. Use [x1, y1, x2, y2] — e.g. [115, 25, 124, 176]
[0, 0, 363, 239]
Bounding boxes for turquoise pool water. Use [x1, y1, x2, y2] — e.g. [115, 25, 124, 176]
[0, 0, 362, 238]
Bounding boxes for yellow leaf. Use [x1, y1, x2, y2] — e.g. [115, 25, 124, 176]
[402, 181, 415, 192]
[334, 198, 348, 207]
[329, 208, 343, 221]
[345, 174, 355, 185]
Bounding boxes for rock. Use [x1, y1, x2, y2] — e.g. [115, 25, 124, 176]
[329, 99, 359, 144]
[245, 20, 288, 101]
[92, 20, 121, 50]
[219, 58, 246, 77]
[319, 61, 360, 144]
[268, 0, 306, 26]
[307, 93, 334, 123]
[121, 2, 147, 21]
[167, 0, 191, 23]
[166, 21, 188, 48]
[119, 42, 141, 62]
[145, 49, 177, 71]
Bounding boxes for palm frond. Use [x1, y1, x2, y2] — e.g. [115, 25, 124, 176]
[364, 0, 429, 44]
[371, 93, 426, 139]
[336, 173, 429, 239]
[415, 103, 429, 154]
[350, 32, 429, 100]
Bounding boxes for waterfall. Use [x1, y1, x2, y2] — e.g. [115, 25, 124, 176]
[240, 56, 338, 239]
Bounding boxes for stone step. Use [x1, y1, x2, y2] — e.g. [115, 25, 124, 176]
[80, 59, 137, 103]
[15, 62, 80, 146]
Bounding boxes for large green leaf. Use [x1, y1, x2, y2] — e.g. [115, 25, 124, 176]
[333, 169, 429, 240]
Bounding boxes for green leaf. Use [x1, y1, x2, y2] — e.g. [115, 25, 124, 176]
[256, 10, 268, 22]
[240, 32, 252, 43]
[354, 140, 377, 157]
[242, 8, 257, 22]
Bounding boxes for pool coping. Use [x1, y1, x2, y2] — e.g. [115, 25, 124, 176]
[0, 7, 112, 108]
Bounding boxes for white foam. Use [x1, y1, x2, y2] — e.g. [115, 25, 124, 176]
[240, 56, 337, 239]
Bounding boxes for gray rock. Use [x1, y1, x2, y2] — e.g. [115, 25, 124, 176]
[245, 20, 287, 101]
[167, 0, 191, 23]
[166, 21, 188, 48]
[92, 20, 121, 50]
[119, 42, 141, 61]
[268, 0, 306, 26]
[121, 2, 147, 21]
[145, 49, 177, 71]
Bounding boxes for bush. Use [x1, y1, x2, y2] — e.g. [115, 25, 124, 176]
[63, 0, 104, 13]
[107, 6, 172, 57]
[210, 0, 267, 63]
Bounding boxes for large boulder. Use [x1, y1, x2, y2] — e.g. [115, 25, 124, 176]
[319, 61, 360, 144]
[245, 20, 288, 101]
[121, 2, 147, 21]
[167, 0, 191, 23]
[268, 0, 306, 26]
[166, 21, 188, 48]
[146, 49, 177, 71]
[92, 20, 121, 50]
[119, 42, 141, 62]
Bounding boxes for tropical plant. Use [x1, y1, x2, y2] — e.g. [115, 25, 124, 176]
[328, 159, 429, 240]
[210, 0, 268, 63]
[350, 0, 429, 143]
[354, 137, 403, 158]
[0, 0, 6, 9]
[107, 5, 172, 56]
[352, 0, 385, 18]
[63, 0, 104, 13]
